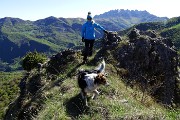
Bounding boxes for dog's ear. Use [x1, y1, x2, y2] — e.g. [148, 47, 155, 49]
[94, 73, 109, 86]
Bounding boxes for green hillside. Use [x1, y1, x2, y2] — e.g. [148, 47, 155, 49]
[161, 17, 180, 49]
[0, 17, 84, 71]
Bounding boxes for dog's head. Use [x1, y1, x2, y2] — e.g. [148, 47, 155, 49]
[94, 73, 109, 86]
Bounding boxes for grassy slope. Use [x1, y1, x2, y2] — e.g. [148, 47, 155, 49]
[0, 71, 23, 119]
[35, 58, 180, 120]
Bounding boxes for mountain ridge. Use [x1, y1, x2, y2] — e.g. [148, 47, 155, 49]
[94, 9, 168, 20]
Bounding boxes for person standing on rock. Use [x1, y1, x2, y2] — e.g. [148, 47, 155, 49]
[81, 12, 109, 63]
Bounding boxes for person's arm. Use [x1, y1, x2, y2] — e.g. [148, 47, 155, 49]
[94, 23, 109, 34]
[94, 23, 105, 31]
[81, 24, 85, 42]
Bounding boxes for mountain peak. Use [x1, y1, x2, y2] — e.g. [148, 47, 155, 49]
[0, 17, 25, 25]
[94, 9, 168, 22]
[34, 16, 61, 26]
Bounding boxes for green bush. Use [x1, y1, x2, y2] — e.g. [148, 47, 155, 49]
[22, 51, 47, 71]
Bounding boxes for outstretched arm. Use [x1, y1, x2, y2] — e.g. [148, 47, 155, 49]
[94, 23, 109, 34]
[94, 23, 105, 31]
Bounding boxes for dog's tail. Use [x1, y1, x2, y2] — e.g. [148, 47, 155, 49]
[95, 59, 105, 73]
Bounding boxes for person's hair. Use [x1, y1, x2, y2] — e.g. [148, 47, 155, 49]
[87, 12, 92, 20]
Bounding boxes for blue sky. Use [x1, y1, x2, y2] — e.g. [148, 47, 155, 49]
[0, 0, 180, 21]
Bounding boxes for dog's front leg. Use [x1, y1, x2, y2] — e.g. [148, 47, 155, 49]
[81, 90, 88, 106]
[84, 96, 88, 106]
[80, 90, 85, 99]
[92, 89, 99, 99]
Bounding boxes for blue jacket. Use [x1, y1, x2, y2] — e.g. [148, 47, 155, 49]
[81, 21, 105, 40]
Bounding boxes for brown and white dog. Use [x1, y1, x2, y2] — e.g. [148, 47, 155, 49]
[77, 60, 109, 106]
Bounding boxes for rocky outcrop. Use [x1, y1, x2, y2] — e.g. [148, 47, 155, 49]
[93, 31, 122, 62]
[115, 28, 179, 105]
[46, 49, 81, 74]
[95, 28, 179, 106]
[103, 31, 122, 47]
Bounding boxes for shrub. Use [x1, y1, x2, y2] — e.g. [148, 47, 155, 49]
[22, 51, 47, 71]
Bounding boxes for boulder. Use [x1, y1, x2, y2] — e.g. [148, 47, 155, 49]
[128, 28, 140, 40]
[103, 31, 122, 47]
[47, 49, 81, 74]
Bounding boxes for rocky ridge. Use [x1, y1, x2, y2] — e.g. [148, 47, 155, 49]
[4, 29, 179, 119]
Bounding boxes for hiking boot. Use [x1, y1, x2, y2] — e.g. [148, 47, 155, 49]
[88, 51, 93, 57]
[88, 53, 93, 57]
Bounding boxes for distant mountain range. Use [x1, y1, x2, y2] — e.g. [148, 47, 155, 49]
[0, 9, 174, 71]
[94, 9, 168, 30]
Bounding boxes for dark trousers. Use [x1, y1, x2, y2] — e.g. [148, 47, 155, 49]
[83, 39, 95, 61]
